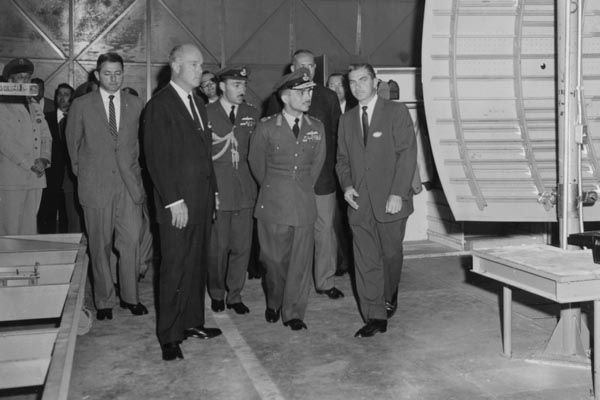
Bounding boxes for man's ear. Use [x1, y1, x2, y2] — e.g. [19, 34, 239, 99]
[290, 64, 296, 72]
[219, 81, 225, 93]
[94, 70, 100, 83]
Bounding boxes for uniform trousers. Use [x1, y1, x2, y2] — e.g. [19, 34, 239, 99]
[0, 189, 42, 235]
[258, 221, 314, 322]
[157, 218, 211, 345]
[350, 194, 407, 321]
[208, 208, 253, 304]
[37, 188, 67, 233]
[82, 181, 142, 309]
[313, 192, 338, 291]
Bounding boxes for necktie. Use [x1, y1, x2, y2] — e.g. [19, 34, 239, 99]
[361, 106, 369, 146]
[188, 94, 202, 129]
[229, 105, 236, 125]
[292, 117, 300, 138]
[108, 95, 117, 138]
[59, 115, 67, 141]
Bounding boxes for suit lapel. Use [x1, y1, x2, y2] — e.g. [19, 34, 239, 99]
[165, 86, 206, 140]
[369, 97, 384, 138]
[92, 91, 111, 136]
[119, 93, 128, 136]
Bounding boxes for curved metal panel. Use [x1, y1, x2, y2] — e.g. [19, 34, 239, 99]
[422, 0, 600, 222]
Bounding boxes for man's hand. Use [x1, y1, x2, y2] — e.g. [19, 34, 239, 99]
[31, 158, 49, 177]
[169, 201, 188, 229]
[213, 193, 220, 220]
[385, 195, 403, 214]
[344, 187, 359, 210]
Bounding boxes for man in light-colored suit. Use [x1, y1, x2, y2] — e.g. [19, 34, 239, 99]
[336, 63, 417, 338]
[66, 52, 148, 321]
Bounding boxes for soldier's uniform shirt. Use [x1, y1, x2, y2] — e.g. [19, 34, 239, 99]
[249, 112, 325, 321]
[207, 99, 258, 304]
[0, 99, 52, 234]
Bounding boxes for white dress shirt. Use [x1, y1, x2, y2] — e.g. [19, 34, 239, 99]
[219, 96, 236, 119]
[358, 94, 378, 131]
[99, 88, 121, 131]
[282, 109, 303, 132]
[169, 80, 204, 130]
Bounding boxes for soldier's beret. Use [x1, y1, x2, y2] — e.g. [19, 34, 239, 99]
[274, 68, 316, 92]
[3, 58, 34, 80]
[219, 66, 249, 81]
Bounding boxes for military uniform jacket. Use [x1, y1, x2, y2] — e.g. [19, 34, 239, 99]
[207, 101, 258, 211]
[249, 113, 325, 227]
[65, 90, 145, 209]
[336, 97, 417, 223]
[0, 99, 51, 190]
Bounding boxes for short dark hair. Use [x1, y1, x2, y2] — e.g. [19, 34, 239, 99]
[326, 73, 345, 86]
[96, 52, 124, 70]
[348, 63, 376, 79]
[56, 83, 74, 93]
[31, 77, 44, 85]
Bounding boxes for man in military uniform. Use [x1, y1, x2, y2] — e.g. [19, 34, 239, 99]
[249, 68, 325, 330]
[0, 58, 52, 235]
[207, 66, 259, 315]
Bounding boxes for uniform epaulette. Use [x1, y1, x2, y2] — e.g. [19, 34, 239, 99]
[307, 114, 322, 123]
[261, 115, 275, 122]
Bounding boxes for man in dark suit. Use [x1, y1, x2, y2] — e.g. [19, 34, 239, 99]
[143, 44, 222, 361]
[206, 66, 258, 315]
[264, 49, 344, 301]
[327, 72, 358, 277]
[249, 68, 326, 331]
[38, 83, 74, 233]
[66, 52, 148, 321]
[336, 63, 417, 338]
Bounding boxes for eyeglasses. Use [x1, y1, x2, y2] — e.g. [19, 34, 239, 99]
[200, 80, 216, 89]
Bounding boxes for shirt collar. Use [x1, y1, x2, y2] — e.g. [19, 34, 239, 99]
[99, 87, 120, 102]
[57, 108, 66, 120]
[282, 109, 302, 129]
[169, 80, 192, 100]
[360, 94, 378, 112]
[219, 96, 236, 114]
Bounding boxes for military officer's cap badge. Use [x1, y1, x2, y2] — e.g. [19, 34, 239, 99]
[273, 67, 316, 92]
[218, 66, 250, 81]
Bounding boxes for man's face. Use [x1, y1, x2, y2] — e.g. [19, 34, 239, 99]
[199, 73, 217, 98]
[348, 67, 377, 103]
[56, 88, 73, 112]
[327, 75, 345, 103]
[221, 79, 246, 105]
[8, 72, 32, 84]
[283, 87, 313, 114]
[95, 61, 123, 93]
[292, 53, 316, 80]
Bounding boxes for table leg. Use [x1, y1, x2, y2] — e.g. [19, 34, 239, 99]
[503, 286, 512, 357]
[594, 300, 599, 399]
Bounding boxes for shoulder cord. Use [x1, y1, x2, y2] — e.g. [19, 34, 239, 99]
[212, 128, 239, 169]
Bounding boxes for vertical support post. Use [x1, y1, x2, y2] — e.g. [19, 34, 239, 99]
[68, 0, 74, 87]
[594, 300, 600, 399]
[503, 286, 512, 357]
[145, 0, 152, 102]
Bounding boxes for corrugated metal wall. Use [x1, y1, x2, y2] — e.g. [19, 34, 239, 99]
[0, 0, 423, 106]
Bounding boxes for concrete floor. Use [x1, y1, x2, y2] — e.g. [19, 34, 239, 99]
[68, 253, 596, 400]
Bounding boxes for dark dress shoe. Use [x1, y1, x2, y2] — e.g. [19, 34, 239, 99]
[227, 302, 250, 314]
[184, 326, 222, 339]
[211, 299, 225, 312]
[355, 319, 387, 338]
[265, 308, 280, 323]
[96, 308, 113, 320]
[161, 342, 184, 361]
[284, 319, 307, 331]
[317, 287, 344, 299]
[120, 300, 149, 315]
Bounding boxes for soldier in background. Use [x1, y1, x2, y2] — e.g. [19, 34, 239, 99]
[206, 66, 258, 315]
[0, 58, 52, 235]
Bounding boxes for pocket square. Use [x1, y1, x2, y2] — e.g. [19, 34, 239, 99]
[372, 131, 382, 138]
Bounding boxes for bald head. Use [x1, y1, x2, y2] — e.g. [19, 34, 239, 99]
[169, 44, 204, 92]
